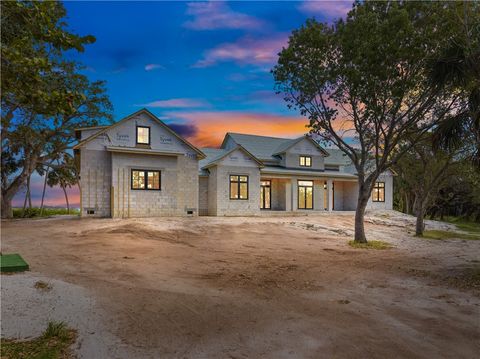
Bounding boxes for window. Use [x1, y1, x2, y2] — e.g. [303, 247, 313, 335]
[372, 182, 385, 202]
[260, 180, 271, 209]
[131, 170, 160, 190]
[298, 180, 313, 209]
[230, 175, 248, 200]
[136, 126, 150, 145]
[299, 155, 312, 167]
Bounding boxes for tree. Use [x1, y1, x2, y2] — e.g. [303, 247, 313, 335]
[1, 1, 113, 218]
[273, 1, 466, 242]
[394, 135, 461, 236]
[428, 2, 480, 165]
[47, 156, 77, 214]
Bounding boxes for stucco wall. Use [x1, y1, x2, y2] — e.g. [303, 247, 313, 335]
[366, 173, 394, 210]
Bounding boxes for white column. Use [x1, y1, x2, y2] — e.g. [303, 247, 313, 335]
[327, 179, 333, 212]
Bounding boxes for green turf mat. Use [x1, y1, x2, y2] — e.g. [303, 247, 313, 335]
[0, 254, 29, 273]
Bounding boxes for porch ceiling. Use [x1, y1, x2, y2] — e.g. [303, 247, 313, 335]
[260, 166, 358, 180]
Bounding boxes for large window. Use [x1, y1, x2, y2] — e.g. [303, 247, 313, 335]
[260, 180, 271, 209]
[372, 182, 385, 202]
[136, 126, 150, 145]
[230, 175, 248, 200]
[298, 180, 313, 209]
[131, 170, 160, 190]
[299, 155, 312, 167]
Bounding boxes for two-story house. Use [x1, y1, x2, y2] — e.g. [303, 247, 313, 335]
[74, 109, 393, 217]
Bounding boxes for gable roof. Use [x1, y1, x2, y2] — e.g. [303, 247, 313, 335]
[73, 108, 205, 159]
[222, 132, 339, 163]
[272, 135, 330, 156]
[200, 145, 264, 170]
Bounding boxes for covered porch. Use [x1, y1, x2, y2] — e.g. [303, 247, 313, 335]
[259, 173, 358, 212]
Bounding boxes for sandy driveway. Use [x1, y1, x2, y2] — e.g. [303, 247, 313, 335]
[1, 212, 479, 358]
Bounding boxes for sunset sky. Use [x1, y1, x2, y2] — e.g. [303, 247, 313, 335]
[14, 1, 352, 207]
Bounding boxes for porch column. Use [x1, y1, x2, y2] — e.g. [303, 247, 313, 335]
[327, 179, 333, 212]
[291, 177, 297, 211]
[285, 179, 292, 211]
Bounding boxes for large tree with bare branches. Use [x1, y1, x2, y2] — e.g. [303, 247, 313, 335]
[273, 1, 472, 242]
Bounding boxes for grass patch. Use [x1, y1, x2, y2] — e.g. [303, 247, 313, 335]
[0, 254, 29, 273]
[348, 240, 392, 249]
[12, 207, 80, 218]
[34, 280, 52, 291]
[420, 230, 480, 240]
[1, 321, 76, 359]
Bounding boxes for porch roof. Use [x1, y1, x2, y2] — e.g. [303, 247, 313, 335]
[260, 166, 358, 180]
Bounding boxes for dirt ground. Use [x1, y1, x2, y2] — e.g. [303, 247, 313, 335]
[1, 211, 479, 359]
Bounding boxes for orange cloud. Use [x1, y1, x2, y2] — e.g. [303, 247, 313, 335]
[168, 110, 356, 147]
[167, 111, 311, 147]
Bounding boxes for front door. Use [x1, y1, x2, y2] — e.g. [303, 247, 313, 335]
[260, 180, 271, 209]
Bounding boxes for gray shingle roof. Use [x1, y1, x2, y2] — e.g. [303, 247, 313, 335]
[223, 133, 351, 165]
[198, 148, 228, 170]
[226, 133, 290, 161]
[199, 133, 353, 175]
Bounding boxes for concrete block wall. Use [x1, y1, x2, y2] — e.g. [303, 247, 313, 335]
[207, 167, 217, 216]
[211, 165, 261, 216]
[110, 152, 198, 217]
[80, 149, 112, 217]
[198, 177, 209, 216]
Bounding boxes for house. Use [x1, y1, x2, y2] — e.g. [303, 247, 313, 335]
[74, 109, 393, 217]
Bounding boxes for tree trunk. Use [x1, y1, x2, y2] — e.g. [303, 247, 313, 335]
[40, 167, 49, 216]
[354, 184, 371, 243]
[414, 196, 426, 236]
[22, 185, 28, 216]
[1, 195, 13, 219]
[27, 175, 32, 209]
[62, 185, 70, 214]
[1, 155, 38, 219]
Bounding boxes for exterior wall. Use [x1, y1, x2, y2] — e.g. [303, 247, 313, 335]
[110, 152, 198, 217]
[281, 138, 325, 170]
[79, 111, 200, 217]
[333, 181, 344, 210]
[198, 177, 209, 216]
[207, 167, 218, 216]
[269, 178, 287, 210]
[80, 148, 112, 217]
[367, 172, 394, 210]
[208, 148, 261, 216]
[214, 165, 260, 216]
[342, 181, 358, 211]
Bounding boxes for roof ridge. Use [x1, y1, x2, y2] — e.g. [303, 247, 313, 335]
[227, 132, 300, 141]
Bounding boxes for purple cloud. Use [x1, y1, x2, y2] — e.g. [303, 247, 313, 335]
[298, 1, 352, 19]
[193, 35, 288, 68]
[139, 98, 210, 108]
[184, 2, 264, 30]
[144, 63, 164, 71]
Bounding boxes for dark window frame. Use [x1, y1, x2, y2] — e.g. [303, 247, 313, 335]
[372, 181, 385, 202]
[131, 169, 161, 191]
[136, 125, 151, 145]
[229, 175, 249, 200]
[299, 155, 312, 167]
[260, 179, 271, 210]
[298, 180, 314, 210]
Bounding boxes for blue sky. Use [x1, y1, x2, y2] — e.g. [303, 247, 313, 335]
[15, 1, 352, 207]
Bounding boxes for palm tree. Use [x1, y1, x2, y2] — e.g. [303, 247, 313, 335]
[46, 157, 77, 214]
[429, 2, 480, 165]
